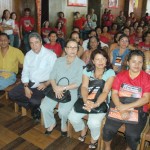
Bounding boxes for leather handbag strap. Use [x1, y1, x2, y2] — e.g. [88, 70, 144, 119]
[57, 77, 70, 85]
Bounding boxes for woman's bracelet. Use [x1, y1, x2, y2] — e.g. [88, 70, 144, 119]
[63, 86, 67, 91]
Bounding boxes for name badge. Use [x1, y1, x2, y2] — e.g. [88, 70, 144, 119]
[115, 56, 122, 66]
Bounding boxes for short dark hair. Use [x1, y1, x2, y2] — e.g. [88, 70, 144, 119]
[87, 36, 101, 50]
[127, 50, 145, 62]
[29, 32, 42, 42]
[118, 34, 129, 42]
[10, 12, 17, 19]
[24, 8, 31, 12]
[114, 32, 123, 43]
[143, 31, 150, 42]
[48, 31, 57, 37]
[58, 11, 64, 17]
[70, 31, 80, 39]
[0, 32, 9, 39]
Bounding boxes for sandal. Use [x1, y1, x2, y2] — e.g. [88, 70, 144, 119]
[89, 141, 98, 149]
[45, 124, 57, 135]
[78, 133, 87, 142]
[78, 126, 88, 142]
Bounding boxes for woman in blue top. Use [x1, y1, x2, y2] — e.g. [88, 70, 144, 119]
[110, 34, 130, 73]
[68, 49, 115, 149]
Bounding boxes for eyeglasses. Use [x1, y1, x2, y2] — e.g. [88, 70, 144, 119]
[66, 47, 78, 50]
[120, 39, 129, 43]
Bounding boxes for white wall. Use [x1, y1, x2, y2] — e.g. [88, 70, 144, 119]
[146, 0, 150, 14]
[0, 0, 13, 16]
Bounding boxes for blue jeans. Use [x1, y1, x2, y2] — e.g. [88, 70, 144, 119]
[23, 31, 32, 53]
[13, 34, 20, 48]
[0, 71, 16, 90]
[8, 34, 14, 46]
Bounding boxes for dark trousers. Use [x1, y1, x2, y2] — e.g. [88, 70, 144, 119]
[8, 82, 45, 110]
[103, 112, 147, 150]
[23, 31, 33, 54]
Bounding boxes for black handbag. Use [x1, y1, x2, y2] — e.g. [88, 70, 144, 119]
[43, 77, 71, 103]
[74, 79, 108, 114]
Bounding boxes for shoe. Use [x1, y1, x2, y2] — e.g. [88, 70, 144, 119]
[78, 126, 88, 142]
[45, 130, 53, 135]
[32, 107, 41, 120]
[89, 141, 98, 149]
[45, 124, 57, 135]
[78, 134, 87, 142]
[61, 131, 67, 137]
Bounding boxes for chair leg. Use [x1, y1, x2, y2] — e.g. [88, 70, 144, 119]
[14, 103, 19, 113]
[21, 107, 27, 116]
[140, 136, 145, 150]
[40, 112, 44, 126]
[5, 91, 8, 100]
[67, 121, 73, 138]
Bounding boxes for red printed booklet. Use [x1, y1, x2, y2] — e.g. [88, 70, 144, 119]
[87, 87, 99, 100]
[108, 108, 138, 123]
[108, 83, 142, 123]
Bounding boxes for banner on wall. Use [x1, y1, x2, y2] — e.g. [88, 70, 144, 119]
[108, 0, 118, 8]
[36, 0, 41, 34]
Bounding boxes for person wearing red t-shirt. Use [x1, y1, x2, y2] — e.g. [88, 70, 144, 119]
[127, 12, 136, 26]
[20, 8, 35, 53]
[54, 22, 65, 50]
[41, 21, 52, 44]
[73, 12, 86, 31]
[103, 50, 150, 150]
[105, 10, 114, 30]
[57, 12, 67, 37]
[123, 27, 136, 50]
[138, 32, 150, 52]
[100, 26, 112, 44]
[101, 8, 108, 26]
[109, 23, 118, 42]
[44, 31, 62, 57]
[133, 26, 143, 48]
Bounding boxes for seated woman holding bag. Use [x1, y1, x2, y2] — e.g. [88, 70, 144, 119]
[103, 50, 150, 150]
[68, 49, 115, 149]
[40, 39, 85, 136]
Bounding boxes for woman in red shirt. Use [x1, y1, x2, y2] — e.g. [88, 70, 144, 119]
[138, 32, 150, 52]
[103, 50, 150, 150]
[57, 12, 67, 37]
[100, 26, 112, 45]
[41, 21, 52, 44]
[54, 22, 65, 50]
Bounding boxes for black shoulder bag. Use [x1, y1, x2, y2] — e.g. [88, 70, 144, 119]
[43, 77, 71, 103]
[74, 79, 108, 114]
